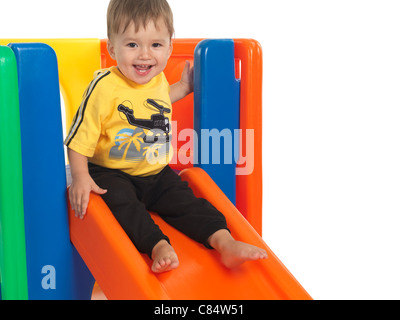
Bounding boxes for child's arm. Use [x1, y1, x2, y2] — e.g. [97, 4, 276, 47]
[67, 148, 107, 219]
[169, 60, 194, 104]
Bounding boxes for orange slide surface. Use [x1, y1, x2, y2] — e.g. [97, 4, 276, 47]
[69, 167, 311, 300]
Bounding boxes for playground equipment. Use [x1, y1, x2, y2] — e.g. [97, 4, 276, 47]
[0, 38, 311, 300]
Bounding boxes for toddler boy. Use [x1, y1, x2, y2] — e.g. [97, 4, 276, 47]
[65, 0, 267, 273]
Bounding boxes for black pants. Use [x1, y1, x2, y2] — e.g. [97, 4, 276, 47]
[88, 163, 228, 257]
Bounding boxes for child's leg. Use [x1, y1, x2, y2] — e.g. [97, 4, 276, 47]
[147, 166, 267, 268]
[147, 166, 228, 248]
[88, 164, 178, 273]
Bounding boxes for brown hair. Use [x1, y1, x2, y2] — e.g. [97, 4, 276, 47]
[107, 0, 174, 40]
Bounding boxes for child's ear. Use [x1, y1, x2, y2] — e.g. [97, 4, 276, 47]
[168, 40, 173, 59]
[107, 39, 116, 60]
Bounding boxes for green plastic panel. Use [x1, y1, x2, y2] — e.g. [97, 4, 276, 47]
[0, 45, 28, 300]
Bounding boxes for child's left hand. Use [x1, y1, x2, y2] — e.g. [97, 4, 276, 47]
[169, 60, 194, 103]
[180, 60, 194, 94]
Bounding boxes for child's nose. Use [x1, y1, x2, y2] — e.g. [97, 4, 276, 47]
[138, 46, 151, 60]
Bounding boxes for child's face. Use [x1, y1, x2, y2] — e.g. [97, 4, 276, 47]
[107, 18, 172, 85]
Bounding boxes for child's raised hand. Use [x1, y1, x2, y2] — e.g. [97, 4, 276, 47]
[181, 60, 194, 94]
[169, 60, 194, 103]
[69, 173, 107, 219]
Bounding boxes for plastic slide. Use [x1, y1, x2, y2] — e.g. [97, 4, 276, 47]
[69, 167, 311, 300]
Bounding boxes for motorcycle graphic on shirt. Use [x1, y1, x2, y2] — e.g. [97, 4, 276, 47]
[117, 99, 171, 143]
[109, 99, 171, 164]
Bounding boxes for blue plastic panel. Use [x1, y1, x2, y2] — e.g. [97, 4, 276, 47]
[193, 39, 240, 204]
[10, 43, 94, 299]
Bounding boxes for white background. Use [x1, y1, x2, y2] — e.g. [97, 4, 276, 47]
[1, 0, 399, 300]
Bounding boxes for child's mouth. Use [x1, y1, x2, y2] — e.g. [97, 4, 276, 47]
[134, 65, 154, 75]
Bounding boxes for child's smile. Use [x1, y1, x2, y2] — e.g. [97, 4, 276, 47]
[134, 64, 154, 76]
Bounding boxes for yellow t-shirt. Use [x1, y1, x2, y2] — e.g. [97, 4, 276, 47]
[65, 66, 173, 177]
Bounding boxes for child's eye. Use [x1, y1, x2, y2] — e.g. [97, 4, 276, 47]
[127, 43, 137, 48]
[152, 43, 162, 48]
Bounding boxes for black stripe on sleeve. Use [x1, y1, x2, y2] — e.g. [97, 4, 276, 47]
[65, 70, 111, 147]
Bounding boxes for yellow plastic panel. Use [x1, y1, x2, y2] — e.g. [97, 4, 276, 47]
[0, 39, 101, 132]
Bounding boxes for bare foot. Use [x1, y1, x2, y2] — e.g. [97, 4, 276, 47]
[208, 230, 268, 268]
[151, 240, 179, 273]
